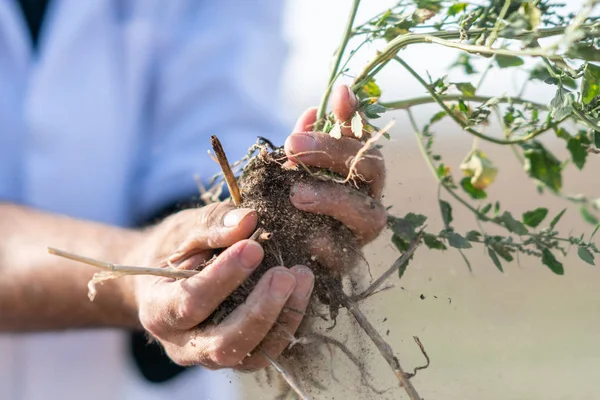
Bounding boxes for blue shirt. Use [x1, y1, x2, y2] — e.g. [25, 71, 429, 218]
[0, 1, 289, 399]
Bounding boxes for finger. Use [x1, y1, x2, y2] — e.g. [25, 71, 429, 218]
[290, 180, 387, 245]
[293, 107, 318, 132]
[239, 265, 314, 370]
[331, 85, 360, 137]
[160, 240, 264, 331]
[284, 132, 385, 197]
[201, 267, 297, 368]
[169, 202, 258, 261]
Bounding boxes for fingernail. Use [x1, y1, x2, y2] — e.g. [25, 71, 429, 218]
[346, 85, 358, 110]
[223, 208, 252, 228]
[270, 270, 295, 300]
[290, 133, 317, 153]
[290, 184, 318, 205]
[292, 267, 314, 299]
[239, 241, 263, 269]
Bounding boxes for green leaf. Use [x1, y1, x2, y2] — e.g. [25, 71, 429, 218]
[530, 64, 577, 89]
[494, 201, 500, 215]
[466, 230, 482, 241]
[392, 234, 409, 252]
[447, 2, 467, 15]
[362, 103, 387, 119]
[582, 63, 600, 105]
[430, 110, 446, 124]
[488, 248, 504, 272]
[522, 141, 562, 192]
[580, 206, 599, 225]
[439, 200, 453, 227]
[549, 208, 567, 230]
[405, 212, 427, 227]
[493, 244, 514, 262]
[480, 203, 492, 214]
[388, 213, 427, 242]
[460, 177, 487, 199]
[522, 208, 548, 228]
[458, 99, 468, 113]
[549, 87, 574, 120]
[577, 246, 595, 266]
[497, 211, 528, 235]
[567, 132, 590, 170]
[423, 233, 447, 250]
[594, 131, 600, 148]
[542, 248, 564, 275]
[455, 82, 476, 96]
[447, 232, 472, 249]
[495, 54, 524, 68]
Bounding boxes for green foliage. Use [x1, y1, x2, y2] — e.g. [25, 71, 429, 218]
[521, 141, 562, 191]
[582, 63, 600, 105]
[319, 0, 600, 277]
[522, 208, 548, 228]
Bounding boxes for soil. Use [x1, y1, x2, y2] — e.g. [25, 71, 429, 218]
[199, 144, 363, 327]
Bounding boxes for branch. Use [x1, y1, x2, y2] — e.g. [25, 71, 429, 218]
[351, 24, 598, 91]
[381, 95, 546, 111]
[394, 56, 563, 145]
[314, 0, 361, 132]
[211, 135, 242, 206]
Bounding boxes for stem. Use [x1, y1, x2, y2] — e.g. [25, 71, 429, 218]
[381, 95, 546, 110]
[211, 135, 242, 206]
[406, 109, 490, 222]
[395, 56, 557, 145]
[351, 24, 597, 91]
[314, 0, 361, 132]
[487, 0, 511, 47]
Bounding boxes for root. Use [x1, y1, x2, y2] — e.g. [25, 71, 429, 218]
[338, 120, 394, 186]
[352, 228, 424, 302]
[261, 350, 313, 400]
[335, 287, 423, 400]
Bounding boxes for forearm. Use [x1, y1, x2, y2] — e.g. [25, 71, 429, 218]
[0, 203, 143, 332]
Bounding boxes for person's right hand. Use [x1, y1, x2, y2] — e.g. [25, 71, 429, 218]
[127, 202, 315, 371]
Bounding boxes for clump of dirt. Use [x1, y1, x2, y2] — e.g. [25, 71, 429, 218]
[201, 144, 363, 327]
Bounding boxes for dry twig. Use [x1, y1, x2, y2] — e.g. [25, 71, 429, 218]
[211, 135, 242, 206]
[352, 229, 424, 301]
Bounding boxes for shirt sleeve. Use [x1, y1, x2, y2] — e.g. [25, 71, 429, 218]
[131, 0, 290, 225]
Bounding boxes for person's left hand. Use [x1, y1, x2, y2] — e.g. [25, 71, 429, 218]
[284, 85, 387, 270]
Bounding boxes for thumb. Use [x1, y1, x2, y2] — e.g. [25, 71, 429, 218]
[168, 203, 258, 262]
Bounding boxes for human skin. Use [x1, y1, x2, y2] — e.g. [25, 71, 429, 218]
[0, 85, 386, 370]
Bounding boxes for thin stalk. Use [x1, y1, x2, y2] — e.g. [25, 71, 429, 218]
[381, 94, 545, 110]
[314, 0, 361, 132]
[487, 0, 511, 47]
[395, 56, 558, 145]
[351, 24, 597, 91]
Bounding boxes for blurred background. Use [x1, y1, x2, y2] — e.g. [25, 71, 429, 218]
[239, 1, 600, 399]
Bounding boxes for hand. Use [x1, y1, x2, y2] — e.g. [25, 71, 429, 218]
[129, 202, 315, 371]
[284, 85, 387, 264]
